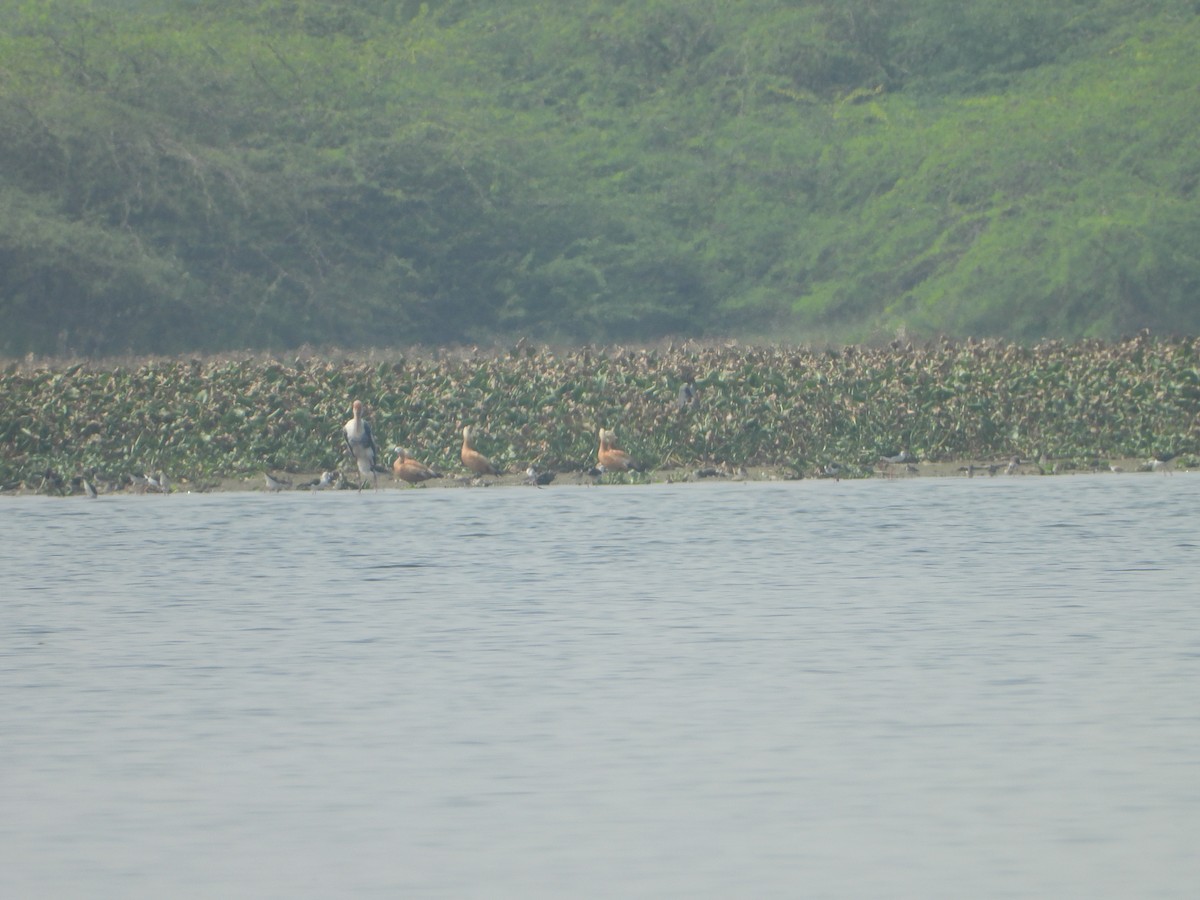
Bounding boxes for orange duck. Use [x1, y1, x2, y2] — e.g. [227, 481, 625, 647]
[461, 426, 499, 477]
[391, 448, 443, 485]
[597, 428, 637, 473]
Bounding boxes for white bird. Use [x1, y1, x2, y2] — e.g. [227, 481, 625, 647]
[345, 399, 381, 491]
[1148, 453, 1176, 473]
[523, 465, 555, 486]
[265, 472, 292, 492]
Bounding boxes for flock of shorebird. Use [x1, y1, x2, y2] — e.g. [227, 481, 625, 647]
[298, 398, 643, 493]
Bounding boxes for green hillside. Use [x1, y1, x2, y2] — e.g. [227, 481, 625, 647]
[2, 0, 1198, 356]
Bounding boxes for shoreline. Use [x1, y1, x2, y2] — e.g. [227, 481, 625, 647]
[4, 337, 1197, 493]
[3, 457, 1185, 498]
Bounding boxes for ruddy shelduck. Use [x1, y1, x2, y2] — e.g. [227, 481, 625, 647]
[597, 428, 636, 472]
[461, 426, 499, 476]
[392, 448, 443, 485]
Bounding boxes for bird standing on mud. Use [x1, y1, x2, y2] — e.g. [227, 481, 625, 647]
[264, 471, 292, 492]
[461, 426, 499, 477]
[523, 465, 555, 486]
[1148, 453, 1176, 473]
[392, 448, 443, 485]
[597, 428, 637, 473]
[297, 470, 339, 489]
[344, 399, 381, 491]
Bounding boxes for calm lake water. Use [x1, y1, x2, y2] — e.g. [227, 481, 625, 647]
[2, 475, 1198, 899]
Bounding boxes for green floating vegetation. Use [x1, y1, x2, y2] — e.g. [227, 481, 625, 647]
[2, 335, 1197, 492]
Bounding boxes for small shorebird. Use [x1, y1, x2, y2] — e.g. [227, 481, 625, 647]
[877, 451, 916, 477]
[461, 426, 499, 477]
[298, 470, 339, 489]
[132, 472, 167, 493]
[264, 472, 292, 492]
[392, 448, 443, 485]
[344, 400, 381, 491]
[523, 465, 555, 486]
[597, 428, 637, 472]
[1148, 453, 1176, 473]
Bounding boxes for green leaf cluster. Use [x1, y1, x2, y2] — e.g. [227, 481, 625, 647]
[4, 335, 1197, 488]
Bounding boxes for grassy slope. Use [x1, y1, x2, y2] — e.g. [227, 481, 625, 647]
[0, 1, 1198, 354]
[832, 15, 1200, 341]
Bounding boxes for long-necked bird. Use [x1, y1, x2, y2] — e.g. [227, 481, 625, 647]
[392, 448, 443, 485]
[461, 426, 499, 477]
[345, 400, 381, 491]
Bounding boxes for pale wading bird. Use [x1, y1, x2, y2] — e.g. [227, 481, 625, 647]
[1148, 453, 1176, 473]
[461, 426, 499, 477]
[597, 428, 637, 473]
[297, 470, 339, 490]
[392, 448, 443, 485]
[344, 399, 381, 491]
[523, 465, 555, 486]
[140, 472, 168, 493]
[264, 472, 292, 492]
